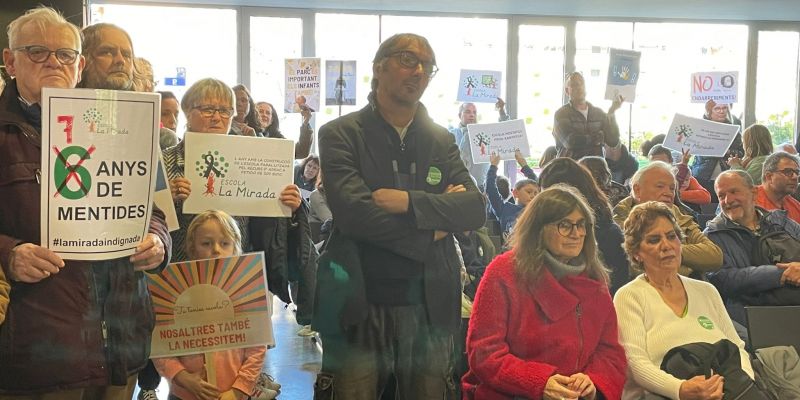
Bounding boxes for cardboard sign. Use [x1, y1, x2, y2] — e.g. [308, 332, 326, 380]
[457, 69, 502, 103]
[663, 113, 741, 157]
[466, 119, 530, 163]
[325, 60, 357, 106]
[182, 133, 294, 218]
[605, 49, 641, 102]
[690, 71, 739, 103]
[40, 88, 159, 260]
[146, 252, 274, 357]
[285, 58, 321, 113]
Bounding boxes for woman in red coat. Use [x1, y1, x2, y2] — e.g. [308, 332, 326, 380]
[463, 184, 627, 400]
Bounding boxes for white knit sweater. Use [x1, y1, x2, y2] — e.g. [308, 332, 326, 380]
[614, 275, 753, 400]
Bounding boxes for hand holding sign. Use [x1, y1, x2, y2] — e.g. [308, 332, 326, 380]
[280, 184, 302, 212]
[130, 233, 166, 272]
[170, 177, 192, 202]
[8, 243, 64, 283]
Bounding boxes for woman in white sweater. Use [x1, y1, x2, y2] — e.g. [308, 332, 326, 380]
[614, 201, 752, 400]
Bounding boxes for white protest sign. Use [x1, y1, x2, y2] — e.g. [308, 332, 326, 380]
[41, 88, 159, 260]
[457, 69, 502, 103]
[153, 153, 179, 232]
[466, 119, 530, 164]
[662, 113, 741, 157]
[146, 252, 274, 357]
[183, 133, 293, 217]
[605, 48, 641, 102]
[690, 71, 738, 103]
[285, 57, 321, 113]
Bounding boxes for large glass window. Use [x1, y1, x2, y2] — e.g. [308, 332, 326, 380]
[314, 13, 380, 129]
[90, 4, 237, 136]
[249, 16, 304, 142]
[632, 23, 749, 155]
[516, 24, 566, 158]
[380, 16, 508, 130]
[756, 31, 799, 147]
[575, 21, 634, 151]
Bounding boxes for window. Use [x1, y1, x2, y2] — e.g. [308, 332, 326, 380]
[90, 4, 238, 136]
[380, 16, 508, 130]
[314, 13, 380, 130]
[517, 24, 566, 157]
[755, 31, 799, 147]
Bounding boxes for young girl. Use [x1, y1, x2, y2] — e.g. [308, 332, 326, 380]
[153, 210, 278, 400]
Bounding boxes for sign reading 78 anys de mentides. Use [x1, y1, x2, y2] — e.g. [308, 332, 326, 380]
[40, 88, 160, 260]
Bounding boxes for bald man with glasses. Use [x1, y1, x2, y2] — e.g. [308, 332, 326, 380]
[0, 7, 170, 398]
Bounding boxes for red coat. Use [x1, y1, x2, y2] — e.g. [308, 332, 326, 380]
[462, 251, 626, 400]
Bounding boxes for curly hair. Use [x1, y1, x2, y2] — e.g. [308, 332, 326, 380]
[622, 201, 684, 274]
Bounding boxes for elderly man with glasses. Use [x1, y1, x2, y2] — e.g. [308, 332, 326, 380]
[755, 151, 800, 223]
[0, 7, 170, 399]
[316, 33, 486, 399]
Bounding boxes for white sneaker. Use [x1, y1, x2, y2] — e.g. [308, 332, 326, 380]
[251, 387, 278, 400]
[255, 372, 281, 397]
[137, 389, 159, 400]
[297, 325, 317, 337]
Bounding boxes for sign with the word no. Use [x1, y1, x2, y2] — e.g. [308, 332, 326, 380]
[690, 71, 739, 104]
[41, 88, 160, 260]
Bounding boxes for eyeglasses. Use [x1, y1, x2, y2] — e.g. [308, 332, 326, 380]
[389, 51, 438, 77]
[774, 168, 800, 178]
[551, 220, 588, 237]
[13, 45, 79, 65]
[193, 106, 233, 119]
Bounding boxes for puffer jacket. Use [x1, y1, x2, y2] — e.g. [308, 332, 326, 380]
[613, 197, 722, 277]
[703, 208, 800, 324]
[0, 79, 172, 393]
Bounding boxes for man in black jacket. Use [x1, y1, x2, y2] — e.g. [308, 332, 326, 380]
[317, 33, 486, 399]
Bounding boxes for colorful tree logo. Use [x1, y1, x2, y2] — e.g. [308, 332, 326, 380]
[674, 124, 693, 143]
[195, 150, 229, 196]
[83, 108, 102, 133]
[473, 132, 491, 156]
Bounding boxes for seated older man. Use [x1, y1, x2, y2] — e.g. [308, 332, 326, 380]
[704, 170, 800, 324]
[756, 151, 800, 223]
[613, 161, 722, 277]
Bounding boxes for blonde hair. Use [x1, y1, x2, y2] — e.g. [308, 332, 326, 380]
[509, 184, 609, 287]
[181, 78, 235, 126]
[742, 124, 773, 160]
[7, 6, 81, 50]
[622, 201, 684, 274]
[184, 210, 243, 259]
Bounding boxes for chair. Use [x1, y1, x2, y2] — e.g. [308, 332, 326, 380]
[745, 306, 800, 353]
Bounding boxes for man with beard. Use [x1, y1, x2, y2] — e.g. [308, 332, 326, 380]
[704, 170, 800, 324]
[755, 151, 800, 223]
[316, 33, 486, 398]
[78, 23, 135, 91]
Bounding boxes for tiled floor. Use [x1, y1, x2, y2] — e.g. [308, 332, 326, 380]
[134, 297, 321, 399]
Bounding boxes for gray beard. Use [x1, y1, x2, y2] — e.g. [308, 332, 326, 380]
[83, 74, 133, 91]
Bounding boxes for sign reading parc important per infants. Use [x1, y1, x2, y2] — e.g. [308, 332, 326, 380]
[146, 252, 274, 357]
[182, 133, 294, 218]
[40, 88, 160, 260]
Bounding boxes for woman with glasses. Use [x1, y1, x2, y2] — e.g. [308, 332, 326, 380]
[614, 201, 753, 400]
[462, 185, 626, 400]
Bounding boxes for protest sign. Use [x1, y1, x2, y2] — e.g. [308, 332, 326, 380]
[605, 49, 641, 102]
[690, 71, 739, 103]
[183, 133, 293, 217]
[662, 113, 741, 157]
[467, 119, 530, 164]
[285, 57, 321, 113]
[40, 88, 159, 260]
[146, 252, 274, 357]
[457, 69, 502, 103]
[325, 60, 356, 106]
[153, 153, 179, 232]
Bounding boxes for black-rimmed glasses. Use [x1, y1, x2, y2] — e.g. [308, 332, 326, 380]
[193, 106, 233, 119]
[774, 168, 800, 178]
[551, 220, 588, 237]
[14, 45, 79, 65]
[389, 51, 438, 78]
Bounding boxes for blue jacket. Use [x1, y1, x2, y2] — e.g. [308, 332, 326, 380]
[485, 164, 537, 238]
[703, 208, 800, 323]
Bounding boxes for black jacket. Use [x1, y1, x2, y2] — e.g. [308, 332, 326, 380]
[317, 96, 486, 334]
